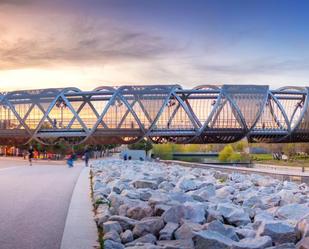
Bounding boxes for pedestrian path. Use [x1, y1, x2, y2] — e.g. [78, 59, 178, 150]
[0, 164, 82, 249]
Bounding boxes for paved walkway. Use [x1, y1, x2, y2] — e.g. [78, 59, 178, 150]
[0, 159, 84, 249]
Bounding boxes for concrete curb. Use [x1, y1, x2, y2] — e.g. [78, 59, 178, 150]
[163, 160, 309, 177]
[60, 167, 98, 249]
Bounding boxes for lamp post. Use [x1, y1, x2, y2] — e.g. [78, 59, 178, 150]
[56, 99, 67, 129]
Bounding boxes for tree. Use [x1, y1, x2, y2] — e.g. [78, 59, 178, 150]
[152, 143, 174, 160]
[234, 140, 247, 152]
[183, 144, 200, 153]
[128, 139, 153, 153]
[282, 143, 296, 157]
[219, 144, 234, 162]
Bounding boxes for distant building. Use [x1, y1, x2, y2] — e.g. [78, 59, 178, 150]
[249, 147, 270, 154]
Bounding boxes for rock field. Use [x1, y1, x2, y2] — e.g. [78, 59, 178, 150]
[91, 159, 309, 249]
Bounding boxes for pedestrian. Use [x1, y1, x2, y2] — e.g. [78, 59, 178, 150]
[28, 146, 34, 166]
[83, 147, 90, 167]
[67, 149, 76, 168]
[53, 118, 57, 129]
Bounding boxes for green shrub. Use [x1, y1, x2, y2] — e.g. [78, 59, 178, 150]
[152, 144, 174, 160]
[251, 154, 273, 161]
[229, 153, 242, 162]
[219, 145, 234, 162]
[128, 139, 153, 152]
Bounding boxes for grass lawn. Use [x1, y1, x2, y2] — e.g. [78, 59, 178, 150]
[251, 154, 309, 167]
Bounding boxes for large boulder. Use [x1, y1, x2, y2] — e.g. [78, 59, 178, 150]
[260, 195, 281, 209]
[235, 228, 256, 239]
[121, 189, 141, 199]
[217, 203, 251, 226]
[183, 202, 206, 224]
[243, 196, 265, 209]
[213, 171, 229, 181]
[108, 215, 137, 230]
[276, 204, 309, 223]
[162, 205, 186, 224]
[133, 217, 165, 238]
[148, 193, 171, 207]
[251, 175, 275, 187]
[175, 176, 204, 192]
[206, 208, 224, 223]
[103, 221, 122, 234]
[132, 180, 158, 190]
[108, 193, 126, 211]
[277, 190, 301, 206]
[158, 181, 175, 192]
[257, 221, 297, 245]
[125, 233, 157, 247]
[104, 239, 125, 249]
[189, 184, 216, 201]
[230, 173, 247, 183]
[168, 192, 195, 203]
[120, 230, 133, 244]
[297, 215, 309, 239]
[157, 239, 194, 249]
[254, 210, 274, 223]
[205, 220, 239, 241]
[265, 243, 296, 249]
[296, 237, 309, 249]
[125, 244, 162, 249]
[174, 221, 203, 240]
[231, 236, 272, 249]
[159, 222, 179, 240]
[154, 204, 171, 216]
[103, 230, 121, 243]
[282, 181, 298, 190]
[110, 180, 129, 194]
[93, 181, 108, 191]
[96, 205, 112, 227]
[193, 230, 234, 249]
[127, 204, 153, 220]
[216, 186, 235, 199]
[162, 203, 206, 224]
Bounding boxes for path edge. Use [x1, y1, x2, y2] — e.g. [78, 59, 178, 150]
[60, 167, 98, 249]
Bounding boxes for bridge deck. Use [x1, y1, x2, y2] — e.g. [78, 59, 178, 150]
[0, 84, 308, 144]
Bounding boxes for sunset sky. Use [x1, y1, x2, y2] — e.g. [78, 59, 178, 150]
[0, 0, 309, 91]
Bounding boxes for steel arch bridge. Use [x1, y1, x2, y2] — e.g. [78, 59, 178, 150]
[0, 84, 308, 145]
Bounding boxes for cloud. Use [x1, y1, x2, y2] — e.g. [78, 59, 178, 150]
[0, 0, 34, 5]
[0, 20, 184, 70]
[196, 57, 309, 75]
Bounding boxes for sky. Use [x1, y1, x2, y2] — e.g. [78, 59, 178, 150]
[0, 0, 309, 91]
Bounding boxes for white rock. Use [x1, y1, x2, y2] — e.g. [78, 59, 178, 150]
[159, 222, 179, 240]
[120, 229, 133, 244]
[275, 203, 309, 223]
[231, 236, 272, 249]
[103, 221, 122, 234]
[175, 176, 204, 192]
[193, 230, 234, 249]
[257, 221, 297, 245]
[217, 203, 251, 226]
[132, 217, 164, 238]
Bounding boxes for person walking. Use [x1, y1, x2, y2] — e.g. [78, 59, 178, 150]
[28, 146, 34, 166]
[83, 147, 90, 167]
[66, 148, 76, 168]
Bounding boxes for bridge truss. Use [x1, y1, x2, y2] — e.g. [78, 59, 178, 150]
[0, 84, 308, 145]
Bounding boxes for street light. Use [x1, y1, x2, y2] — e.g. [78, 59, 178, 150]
[56, 99, 67, 129]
